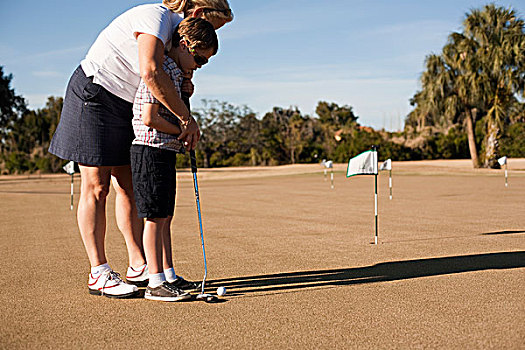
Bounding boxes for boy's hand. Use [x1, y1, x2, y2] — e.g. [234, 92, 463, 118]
[181, 78, 194, 97]
[178, 116, 201, 151]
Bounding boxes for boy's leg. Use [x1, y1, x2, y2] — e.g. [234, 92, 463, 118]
[161, 155, 201, 292]
[143, 219, 190, 302]
[131, 145, 190, 301]
[144, 218, 168, 276]
[111, 165, 146, 269]
[162, 215, 174, 271]
[163, 217, 201, 291]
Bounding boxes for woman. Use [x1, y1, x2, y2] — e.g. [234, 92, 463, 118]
[49, 0, 233, 298]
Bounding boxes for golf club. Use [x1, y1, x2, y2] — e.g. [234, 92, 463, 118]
[182, 93, 217, 303]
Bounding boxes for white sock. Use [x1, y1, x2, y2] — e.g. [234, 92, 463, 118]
[91, 263, 111, 276]
[129, 263, 147, 272]
[148, 272, 166, 288]
[164, 268, 178, 282]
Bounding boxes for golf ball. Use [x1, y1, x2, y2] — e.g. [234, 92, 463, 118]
[216, 286, 226, 296]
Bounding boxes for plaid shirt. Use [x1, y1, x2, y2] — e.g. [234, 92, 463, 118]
[132, 56, 185, 153]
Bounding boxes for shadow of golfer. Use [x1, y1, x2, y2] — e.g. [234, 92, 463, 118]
[209, 251, 524, 297]
[0, 190, 69, 195]
[481, 230, 524, 235]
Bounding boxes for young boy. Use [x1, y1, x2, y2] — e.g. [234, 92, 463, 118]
[129, 17, 218, 301]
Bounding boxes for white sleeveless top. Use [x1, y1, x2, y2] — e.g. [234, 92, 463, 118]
[80, 4, 183, 102]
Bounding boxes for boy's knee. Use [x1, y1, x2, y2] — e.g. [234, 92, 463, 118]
[146, 217, 169, 224]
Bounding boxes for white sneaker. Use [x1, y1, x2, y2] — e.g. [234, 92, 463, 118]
[88, 270, 139, 298]
[126, 264, 149, 287]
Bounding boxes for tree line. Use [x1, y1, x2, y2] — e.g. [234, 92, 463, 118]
[0, 4, 523, 174]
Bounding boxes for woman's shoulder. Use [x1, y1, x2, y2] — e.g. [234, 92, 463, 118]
[125, 3, 181, 20]
[108, 3, 183, 45]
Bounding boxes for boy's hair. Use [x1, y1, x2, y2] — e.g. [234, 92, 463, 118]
[173, 17, 219, 55]
[163, 0, 233, 22]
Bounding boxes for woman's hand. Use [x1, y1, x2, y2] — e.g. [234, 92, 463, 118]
[177, 116, 201, 151]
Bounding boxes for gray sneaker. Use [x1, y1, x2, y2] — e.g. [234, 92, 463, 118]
[167, 277, 201, 292]
[144, 282, 191, 302]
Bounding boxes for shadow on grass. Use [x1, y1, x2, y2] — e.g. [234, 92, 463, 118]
[0, 190, 68, 195]
[481, 230, 524, 235]
[209, 252, 524, 297]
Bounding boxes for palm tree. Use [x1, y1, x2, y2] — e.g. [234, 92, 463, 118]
[413, 49, 481, 167]
[407, 4, 524, 168]
[442, 33, 482, 167]
[462, 5, 525, 167]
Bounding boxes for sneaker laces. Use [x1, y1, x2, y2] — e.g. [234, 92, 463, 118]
[101, 270, 124, 296]
[108, 271, 124, 282]
[164, 282, 184, 296]
[176, 277, 199, 288]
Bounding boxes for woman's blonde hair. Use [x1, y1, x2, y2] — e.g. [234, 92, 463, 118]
[163, 0, 233, 22]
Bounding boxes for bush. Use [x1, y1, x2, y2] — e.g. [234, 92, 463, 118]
[34, 156, 51, 172]
[434, 126, 470, 159]
[4, 152, 30, 174]
[499, 123, 525, 157]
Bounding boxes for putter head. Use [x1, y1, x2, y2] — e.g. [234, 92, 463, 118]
[196, 293, 218, 303]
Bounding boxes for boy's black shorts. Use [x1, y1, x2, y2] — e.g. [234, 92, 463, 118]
[131, 144, 177, 219]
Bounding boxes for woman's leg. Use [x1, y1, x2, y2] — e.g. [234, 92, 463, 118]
[111, 165, 146, 269]
[77, 165, 112, 267]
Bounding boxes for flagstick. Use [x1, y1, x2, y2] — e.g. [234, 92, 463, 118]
[505, 163, 508, 187]
[70, 174, 74, 211]
[389, 169, 392, 200]
[374, 173, 378, 245]
[330, 169, 334, 189]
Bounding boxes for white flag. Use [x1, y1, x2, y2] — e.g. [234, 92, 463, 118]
[346, 150, 378, 177]
[497, 156, 507, 166]
[63, 161, 75, 175]
[380, 159, 392, 171]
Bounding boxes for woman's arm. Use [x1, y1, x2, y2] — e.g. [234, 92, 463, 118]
[137, 33, 200, 149]
[141, 103, 181, 135]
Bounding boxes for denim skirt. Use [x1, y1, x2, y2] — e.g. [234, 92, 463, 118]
[49, 66, 134, 166]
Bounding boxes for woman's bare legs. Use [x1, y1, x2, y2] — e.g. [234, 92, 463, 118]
[77, 165, 112, 267]
[77, 164, 139, 297]
[111, 165, 146, 269]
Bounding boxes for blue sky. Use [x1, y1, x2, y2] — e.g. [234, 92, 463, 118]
[1, 0, 523, 130]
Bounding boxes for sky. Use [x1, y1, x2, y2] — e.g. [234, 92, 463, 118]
[1, 0, 523, 130]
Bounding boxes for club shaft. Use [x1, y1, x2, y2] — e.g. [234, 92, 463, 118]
[192, 171, 207, 295]
[182, 93, 208, 296]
